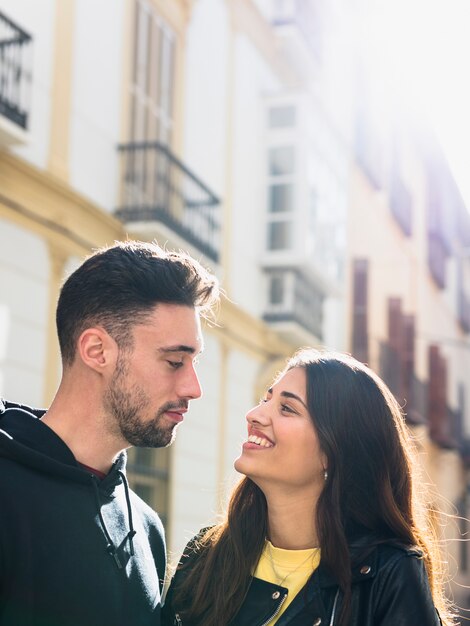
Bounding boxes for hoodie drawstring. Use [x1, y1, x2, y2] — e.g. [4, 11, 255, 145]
[118, 469, 137, 556]
[91, 472, 136, 569]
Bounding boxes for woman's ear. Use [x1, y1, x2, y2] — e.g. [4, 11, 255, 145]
[76, 327, 118, 373]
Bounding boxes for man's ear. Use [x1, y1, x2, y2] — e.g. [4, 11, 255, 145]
[77, 327, 117, 373]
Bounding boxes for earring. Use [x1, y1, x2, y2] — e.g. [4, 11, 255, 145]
[324, 469, 328, 481]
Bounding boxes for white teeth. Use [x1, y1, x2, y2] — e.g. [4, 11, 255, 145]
[247, 435, 273, 448]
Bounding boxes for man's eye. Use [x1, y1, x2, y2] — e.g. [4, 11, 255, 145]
[167, 360, 183, 369]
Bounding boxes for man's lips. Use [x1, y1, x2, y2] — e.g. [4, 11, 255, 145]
[164, 408, 188, 423]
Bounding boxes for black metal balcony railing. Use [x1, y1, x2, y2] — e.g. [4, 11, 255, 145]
[263, 268, 323, 339]
[0, 10, 32, 129]
[116, 142, 221, 262]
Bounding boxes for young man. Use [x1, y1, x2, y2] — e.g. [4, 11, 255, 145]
[0, 241, 218, 626]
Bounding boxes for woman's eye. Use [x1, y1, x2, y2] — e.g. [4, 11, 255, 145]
[280, 404, 294, 413]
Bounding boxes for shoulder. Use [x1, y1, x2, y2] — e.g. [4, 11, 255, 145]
[162, 527, 213, 622]
[345, 542, 440, 623]
[342, 541, 428, 587]
[176, 526, 214, 568]
[374, 542, 424, 572]
[373, 542, 430, 588]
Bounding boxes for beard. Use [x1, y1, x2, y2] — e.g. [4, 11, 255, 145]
[103, 354, 179, 448]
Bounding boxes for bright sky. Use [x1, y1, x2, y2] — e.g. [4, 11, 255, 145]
[357, 0, 470, 210]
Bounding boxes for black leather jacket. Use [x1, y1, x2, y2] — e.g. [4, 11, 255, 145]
[163, 536, 442, 626]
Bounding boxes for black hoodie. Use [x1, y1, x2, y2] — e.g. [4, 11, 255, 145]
[0, 402, 166, 626]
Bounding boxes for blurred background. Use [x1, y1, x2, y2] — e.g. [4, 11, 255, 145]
[1, 0, 470, 615]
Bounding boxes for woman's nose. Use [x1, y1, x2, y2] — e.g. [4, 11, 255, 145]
[246, 402, 270, 425]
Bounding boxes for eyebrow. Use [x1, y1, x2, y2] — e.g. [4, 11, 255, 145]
[159, 345, 201, 355]
[267, 388, 308, 409]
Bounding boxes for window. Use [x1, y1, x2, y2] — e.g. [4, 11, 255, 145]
[268, 105, 296, 129]
[266, 145, 296, 251]
[128, 1, 177, 206]
[269, 274, 285, 305]
[268, 146, 295, 176]
[127, 446, 170, 527]
[351, 258, 369, 364]
[268, 222, 292, 250]
[131, 0, 176, 145]
[269, 184, 293, 213]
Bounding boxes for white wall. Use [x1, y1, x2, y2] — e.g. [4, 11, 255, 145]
[183, 0, 229, 197]
[229, 34, 281, 317]
[168, 333, 222, 557]
[69, 0, 125, 210]
[168, 333, 263, 559]
[223, 350, 260, 484]
[0, 219, 49, 405]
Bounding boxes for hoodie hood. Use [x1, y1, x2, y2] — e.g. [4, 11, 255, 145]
[0, 405, 137, 570]
[0, 402, 166, 625]
[0, 406, 126, 488]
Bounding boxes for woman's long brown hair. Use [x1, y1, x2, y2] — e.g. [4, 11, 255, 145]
[171, 350, 455, 626]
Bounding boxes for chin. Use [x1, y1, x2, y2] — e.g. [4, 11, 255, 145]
[233, 455, 244, 474]
[234, 454, 256, 477]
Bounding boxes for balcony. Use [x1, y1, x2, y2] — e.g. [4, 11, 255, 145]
[116, 142, 221, 263]
[0, 10, 32, 145]
[263, 267, 324, 344]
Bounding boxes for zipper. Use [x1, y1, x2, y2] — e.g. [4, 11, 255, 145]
[259, 592, 287, 626]
[174, 614, 182, 625]
[328, 589, 340, 626]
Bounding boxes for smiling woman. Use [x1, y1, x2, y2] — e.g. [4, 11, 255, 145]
[163, 349, 455, 626]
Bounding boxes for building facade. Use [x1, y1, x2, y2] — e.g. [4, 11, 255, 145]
[1, 0, 469, 609]
[0, 0, 349, 559]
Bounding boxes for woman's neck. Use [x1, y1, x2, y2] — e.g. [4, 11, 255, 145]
[265, 491, 320, 550]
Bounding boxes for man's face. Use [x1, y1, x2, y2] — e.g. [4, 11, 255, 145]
[103, 304, 203, 448]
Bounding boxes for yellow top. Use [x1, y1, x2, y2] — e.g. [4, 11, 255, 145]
[253, 541, 321, 625]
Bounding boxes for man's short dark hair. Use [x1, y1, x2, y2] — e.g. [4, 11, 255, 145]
[56, 240, 219, 366]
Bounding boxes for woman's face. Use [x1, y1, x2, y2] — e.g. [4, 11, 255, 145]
[234, 367, 327, 495]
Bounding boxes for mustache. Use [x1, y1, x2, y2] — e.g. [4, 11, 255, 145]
[159, 401, 189, 414]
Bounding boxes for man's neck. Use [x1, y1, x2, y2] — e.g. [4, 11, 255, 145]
[41, 402, 126, 474]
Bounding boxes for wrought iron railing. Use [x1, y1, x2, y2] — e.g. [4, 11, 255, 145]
[263, 267, 323, 339]
[116, 141, 221, 262]
[0, 10, 32, 129]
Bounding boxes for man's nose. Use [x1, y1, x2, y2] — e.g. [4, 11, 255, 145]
[180, 365, 202, 400]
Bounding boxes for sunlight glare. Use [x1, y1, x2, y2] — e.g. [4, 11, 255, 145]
[354, 0, 470, 209]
